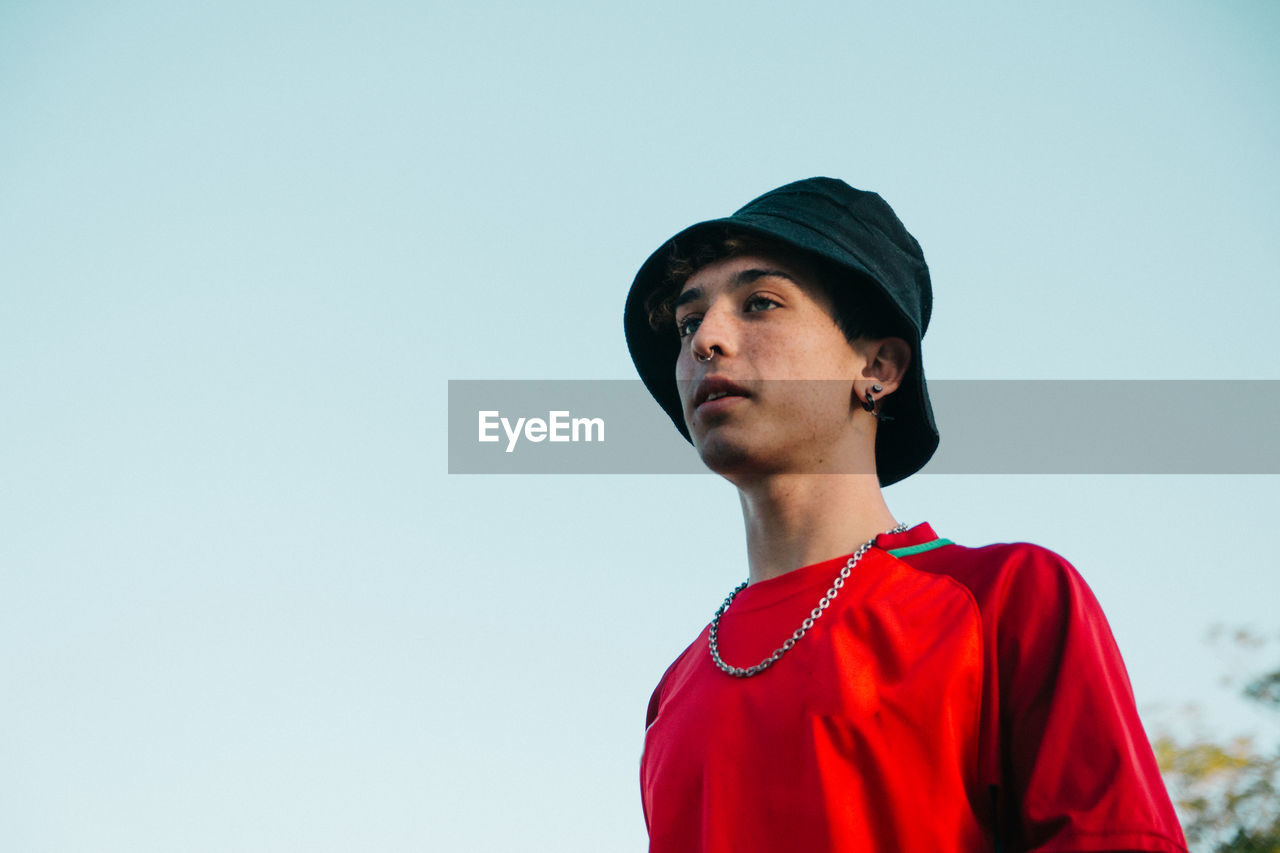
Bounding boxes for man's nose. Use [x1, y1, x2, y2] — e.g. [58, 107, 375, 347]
[689, 302, 736, 360]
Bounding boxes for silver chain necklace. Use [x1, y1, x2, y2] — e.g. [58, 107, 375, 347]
[708, 523, 909, 678]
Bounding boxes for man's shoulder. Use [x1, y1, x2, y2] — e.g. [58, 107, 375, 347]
[644, 634, 704, 729]
[893, 533, 1073, 575]
[887, 534, 1093, 620]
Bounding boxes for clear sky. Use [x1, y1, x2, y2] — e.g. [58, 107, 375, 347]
[2, 2, 1278, 850]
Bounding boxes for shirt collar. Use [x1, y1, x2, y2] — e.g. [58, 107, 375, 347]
[874, 522, 939, 552]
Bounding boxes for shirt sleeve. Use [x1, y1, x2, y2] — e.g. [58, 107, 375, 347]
[641, 653, 685, 834]
[992, 545, 1187, 853]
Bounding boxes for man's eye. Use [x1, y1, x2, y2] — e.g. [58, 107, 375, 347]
[676, 315, 701, 338]
[745, 295, 779, 312]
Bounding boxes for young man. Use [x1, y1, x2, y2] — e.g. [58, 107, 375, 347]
[623, 178, 1187, 853]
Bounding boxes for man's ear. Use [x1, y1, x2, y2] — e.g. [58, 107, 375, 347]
[857, 336, 912, 396]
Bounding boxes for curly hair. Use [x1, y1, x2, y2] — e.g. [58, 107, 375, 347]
[644, 229, 908, 347]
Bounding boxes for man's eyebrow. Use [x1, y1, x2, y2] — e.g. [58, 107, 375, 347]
[674, 268, 798, 310]
[673, 287, 703, 311]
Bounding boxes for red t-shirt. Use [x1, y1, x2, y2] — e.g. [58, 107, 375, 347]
[640, 523, 1187, 853]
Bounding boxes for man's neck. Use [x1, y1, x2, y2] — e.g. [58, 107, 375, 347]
[738, 474, 897, 585]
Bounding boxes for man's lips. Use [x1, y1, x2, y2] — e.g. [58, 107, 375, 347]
[692, 376, 752, 412]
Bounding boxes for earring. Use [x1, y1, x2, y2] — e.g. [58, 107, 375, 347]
[861, 383, 883, 413]
[861, 384, 893, 422]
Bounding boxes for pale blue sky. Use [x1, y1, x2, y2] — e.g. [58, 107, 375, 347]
[2, 2, 1278, 851]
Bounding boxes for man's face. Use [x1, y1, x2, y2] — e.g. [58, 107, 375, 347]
[673, 252, 879, 479]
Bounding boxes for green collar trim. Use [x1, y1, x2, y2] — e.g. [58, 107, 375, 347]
[885, 538, 954, 558]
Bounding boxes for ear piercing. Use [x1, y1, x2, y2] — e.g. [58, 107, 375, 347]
[862, 383, 894, 422]
[861, 383, 883, 412]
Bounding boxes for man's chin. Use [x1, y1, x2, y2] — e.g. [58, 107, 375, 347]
[693, 429, 876, 478]
[694, 433, 784, 479]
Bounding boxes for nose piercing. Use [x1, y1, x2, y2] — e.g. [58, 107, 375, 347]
[695, 349, 714, 363]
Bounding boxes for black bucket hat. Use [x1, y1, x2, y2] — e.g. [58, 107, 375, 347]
[623, 176, 939, 486]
